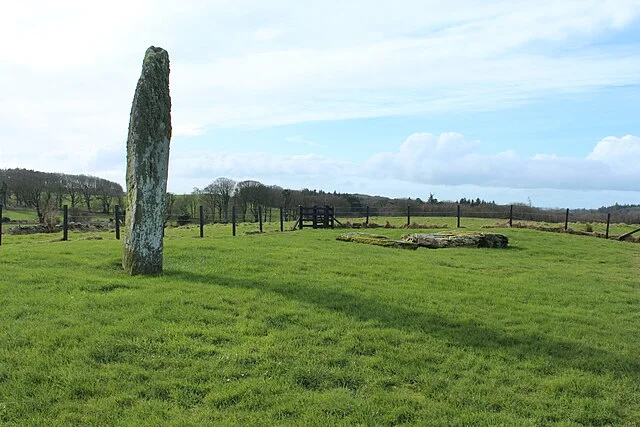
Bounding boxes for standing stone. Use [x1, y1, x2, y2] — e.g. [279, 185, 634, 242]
[122, 46, 172, 275]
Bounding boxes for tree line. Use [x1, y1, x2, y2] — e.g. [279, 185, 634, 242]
[179, 180, 638, 225]
[0, 168, 124, 223]
[171, 178, 295, 223]
[2, 168, 638, 226]
[168, 179, 505, 223]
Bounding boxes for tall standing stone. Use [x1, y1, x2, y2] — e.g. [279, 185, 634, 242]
[123, 46, 172, 275]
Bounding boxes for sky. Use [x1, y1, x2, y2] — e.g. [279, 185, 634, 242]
[1, 0, 640, 208]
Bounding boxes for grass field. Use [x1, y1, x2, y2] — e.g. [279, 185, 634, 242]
[351, 215, 639, 237]
[0, 221, 639, 425]
[1, 207, 39, 222]
[1, 207, 115, 224]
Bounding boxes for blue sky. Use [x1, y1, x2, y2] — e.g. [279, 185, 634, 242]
[1, 0, 640, 208]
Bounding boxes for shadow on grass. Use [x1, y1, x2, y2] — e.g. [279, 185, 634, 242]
[163, 269, 639, 378]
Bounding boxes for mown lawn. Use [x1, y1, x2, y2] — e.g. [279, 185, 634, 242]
[0, 222, 639, 425]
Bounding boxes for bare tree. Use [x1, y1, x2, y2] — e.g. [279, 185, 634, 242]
[234, 180, 267, 222]
[50, 173, 66, 209]
[5, 168, 30, 206]
[200, 184, 217, 221]
[20, 170, 56, 224]
[64, 175, 83, 213]
[96, 179, 124, 214]
[79, 175, 99, 211]
[211, 177, 235, 222]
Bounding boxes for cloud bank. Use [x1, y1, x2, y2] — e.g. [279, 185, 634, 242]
[169, 133, 640, 193]
[1, 1, 639, 207]
[365, 133, 640, 191]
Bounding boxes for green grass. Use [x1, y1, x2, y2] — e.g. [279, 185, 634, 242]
[1, 207, 38, 222]
[0, 207, 115, 224]
[1, 222, 639, 425]
[353, 215, 639, 236]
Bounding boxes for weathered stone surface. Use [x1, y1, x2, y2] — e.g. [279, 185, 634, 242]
[401, 233, 508, 249]
[123, 46, 172, 275]
[337, 232, 419, 250]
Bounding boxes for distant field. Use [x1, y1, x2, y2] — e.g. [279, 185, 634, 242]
[342, 215, 638, 237]
[0, 207, 115, 224]
[0, 222, 639, 425]
[2, 206, 638, 237]
[1, 207, 38, 222]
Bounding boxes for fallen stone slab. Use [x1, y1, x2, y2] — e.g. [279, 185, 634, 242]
[337, 232, 418, 250]
[402, 233, 508, 249]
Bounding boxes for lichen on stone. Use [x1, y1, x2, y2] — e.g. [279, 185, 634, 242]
[122, 46, 172, 275]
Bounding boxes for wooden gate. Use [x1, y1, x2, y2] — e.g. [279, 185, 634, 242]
[296, 205, 337, 229]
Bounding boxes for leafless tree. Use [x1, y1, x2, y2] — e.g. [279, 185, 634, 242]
[79, 175, 99, 211]
[96, 179, 124, 214]
[20, 170, 56, 224]
[64, 175, 83, 213]
[200, 184, 217, 221]
[234, 180, 267, 222]
[211, 177, 236, 222]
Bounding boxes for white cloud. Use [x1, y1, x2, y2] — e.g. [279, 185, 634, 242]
[160, 133, 640, 195]
[363, 133, 640, 191]
[587, 135, 640, 169]
[1, 0, 640, 208]
[154, 0, 640, 128]
[2, 0, 640, 140]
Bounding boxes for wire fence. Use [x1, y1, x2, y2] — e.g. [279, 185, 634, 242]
[331, 205, 635, 226]
[1, 203, 639, 245]
[158, 204, 639, 238]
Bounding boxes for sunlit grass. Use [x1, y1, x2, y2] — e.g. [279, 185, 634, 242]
[0, 220, 639, 424]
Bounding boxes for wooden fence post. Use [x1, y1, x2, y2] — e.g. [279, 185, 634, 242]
[299, 205, 304, 229]
[0, 204, 3, 246]
[366, 206, 369, 225]
[509, 204, 513, 227]
[63, 205, 68, 241]
[312, 206, 318, 229]
[280, 207, 284, 232]
[457, 204, 461, 228]
[606, 213, 611, 239]
[115, 205, 121, 240]
[407, 205, 411, 226]
[564, 208, 570, 231]
[199, 205, 204, 238]
[232, 206, 236, 236]
[329, 205, 335, 228]
[259, 206, 263, 233]
[323, 205, 329, 228]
